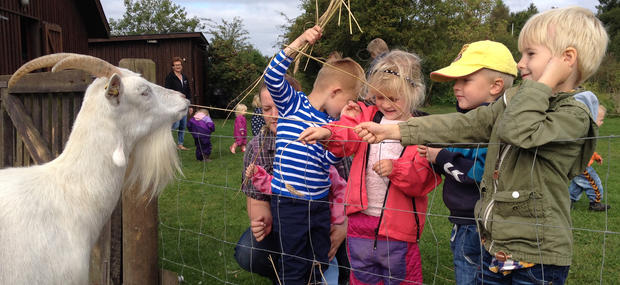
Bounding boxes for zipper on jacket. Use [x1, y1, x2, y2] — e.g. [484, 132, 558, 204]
[373, 146, 407, 249]
[483, 145, 510, 231]
[412, 197, 420, 242]
[364, 112, 385, 218]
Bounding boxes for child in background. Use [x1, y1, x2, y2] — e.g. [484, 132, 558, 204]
[353, 7, 608, 284]
[417, 40, 517, 285]
[231, 103, 248, 154]
[187, 109, 215, 161]
[570, 104, 611, 211]
[250, 94, 265, 136]
[265, 25, 364, 284]
[300, 50, 442, 284]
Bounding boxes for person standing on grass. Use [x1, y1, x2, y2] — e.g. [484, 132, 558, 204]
[299, 50, 441, 284]
[186, 109, 215, 161]
[165, 56, 193, 150]
[353, 7, 608, 284]
[234, 78, 351, 284]
[265, 25, 364, 284]
[570, 104, 611, 211]
[230, 103, 248, 154]
[251, 93, 266, 137]
[417, 40, 517, 285]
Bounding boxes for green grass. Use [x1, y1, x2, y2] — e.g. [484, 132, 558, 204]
[158, 108, 620, 284]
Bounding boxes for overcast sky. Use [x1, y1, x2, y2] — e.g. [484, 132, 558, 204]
[99, 0, 599, 56]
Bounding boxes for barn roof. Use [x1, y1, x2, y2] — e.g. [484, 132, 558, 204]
[89, 32, 209, 47]
[78, 0, 110, 38]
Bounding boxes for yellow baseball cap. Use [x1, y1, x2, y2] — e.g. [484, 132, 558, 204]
[430, 40, 517, 82]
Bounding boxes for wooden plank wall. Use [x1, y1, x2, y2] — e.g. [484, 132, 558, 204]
[89, 37, 207, 105]
[0, 70, 91, 168]
[0, 0, 92, 74]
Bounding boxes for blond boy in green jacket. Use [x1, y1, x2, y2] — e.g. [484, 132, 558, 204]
[354, 7, 608, 284]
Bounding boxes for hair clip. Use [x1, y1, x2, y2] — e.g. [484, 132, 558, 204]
[383, 69, 417, 87]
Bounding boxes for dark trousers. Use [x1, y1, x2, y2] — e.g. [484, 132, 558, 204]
[234, 227, 281, 283]
[271, 195, 331, 284]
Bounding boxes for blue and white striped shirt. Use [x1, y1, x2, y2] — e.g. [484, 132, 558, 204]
[265, 50, 340, 200]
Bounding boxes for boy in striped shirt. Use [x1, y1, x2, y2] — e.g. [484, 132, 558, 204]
[264, 25, 364, 283]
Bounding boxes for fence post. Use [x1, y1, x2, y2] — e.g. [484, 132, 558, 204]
[118, 59, 159, 285]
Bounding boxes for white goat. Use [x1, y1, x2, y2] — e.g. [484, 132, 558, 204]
[0, 54, 189, 284]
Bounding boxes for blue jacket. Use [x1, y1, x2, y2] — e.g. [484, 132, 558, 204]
[433, 103, 488, 225]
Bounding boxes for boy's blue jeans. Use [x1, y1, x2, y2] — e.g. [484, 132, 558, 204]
[172, 115, 187, 145]
[234, 227, 281, 282]
[476, 249, 569, 285]
[569, 166, 604, 203]
[450, 224, 483, 285]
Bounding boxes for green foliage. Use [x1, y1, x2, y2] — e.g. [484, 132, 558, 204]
[109, 0, 204, 35]
[597, 0, 620, 59]
[279, 0, 521, 104]
[205, 18, 268, 117]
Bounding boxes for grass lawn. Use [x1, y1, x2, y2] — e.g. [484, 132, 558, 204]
[158, 106, 620, 284]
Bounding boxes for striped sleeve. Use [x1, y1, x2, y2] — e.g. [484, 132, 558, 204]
[264, 51, 299, 116]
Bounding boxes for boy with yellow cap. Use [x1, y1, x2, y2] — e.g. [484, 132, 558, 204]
[417, 40, 517, 285]
[354, 6, 608, 284]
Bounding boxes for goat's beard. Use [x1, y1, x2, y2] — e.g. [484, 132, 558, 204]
[123, 126, 182, 201]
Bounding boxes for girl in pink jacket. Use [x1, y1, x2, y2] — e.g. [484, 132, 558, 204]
[300, 50, 441, 284]
[230, 104, 248, 153]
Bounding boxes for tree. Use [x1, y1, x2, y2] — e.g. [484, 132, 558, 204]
[279, 0, 513, 104]
[507, 3, 538, 37]
[109, 0, 204, 35]
[205, 17, 268, 116]
[597, 0, 620, 58]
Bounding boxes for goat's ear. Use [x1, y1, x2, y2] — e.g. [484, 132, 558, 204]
[105, 74, 122, 105]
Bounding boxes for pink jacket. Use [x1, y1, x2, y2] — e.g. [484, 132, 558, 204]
[323, 102, 441, 243]
[249, 165, 347, 225]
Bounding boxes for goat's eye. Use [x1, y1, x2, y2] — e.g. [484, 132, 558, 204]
[141, 92, 149, 97]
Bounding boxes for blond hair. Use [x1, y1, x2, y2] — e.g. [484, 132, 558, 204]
[367, 38, 389, 58]
[481, 68, 515, 91]
[518, 6, 608, 84]
[196, 108, 209, 116]
[314, 58, 364, 100]
[251, 94, 261, 108]
[235, 103, 247, 115]
[365, 50, 425, 114]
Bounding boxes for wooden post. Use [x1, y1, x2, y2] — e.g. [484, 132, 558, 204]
[119, 59, 159, 285]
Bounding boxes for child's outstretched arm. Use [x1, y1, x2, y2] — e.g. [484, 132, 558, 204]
[354, 122, 401, 143]
[299, 127, 331, 145]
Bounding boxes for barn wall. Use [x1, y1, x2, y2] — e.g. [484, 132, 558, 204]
[1, 0, 97, 75]
[89, 38, 207, 105]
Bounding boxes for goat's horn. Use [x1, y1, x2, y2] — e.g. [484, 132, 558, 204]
[52, 54, 121, 79]
[8, 53, 74, 88]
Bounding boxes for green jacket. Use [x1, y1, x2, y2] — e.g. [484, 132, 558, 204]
[399, 80, 597, 266]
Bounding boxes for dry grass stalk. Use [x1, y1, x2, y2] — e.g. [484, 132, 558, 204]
[292, 0, 362, 74]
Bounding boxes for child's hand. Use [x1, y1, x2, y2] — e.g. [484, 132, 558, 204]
[341, 100, 361, 118]
[354, 122, 401, 144]
[418, 145, 441, 164]
[328, 223, 347, 261]
[285, 26, 323, 56]
[250, 215, 272, 242]
[538, 54, 575, 91]
[298, 127, 331, 145]
[245, 163, 258, 178]
[372, 159, 393, 177]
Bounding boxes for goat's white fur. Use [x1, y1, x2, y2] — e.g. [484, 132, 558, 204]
[0, 55, 189, 284]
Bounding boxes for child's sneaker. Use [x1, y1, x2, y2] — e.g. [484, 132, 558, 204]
[589, 202, 610, 211]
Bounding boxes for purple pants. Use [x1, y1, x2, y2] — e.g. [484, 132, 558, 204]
[347, 212, 423, 285]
